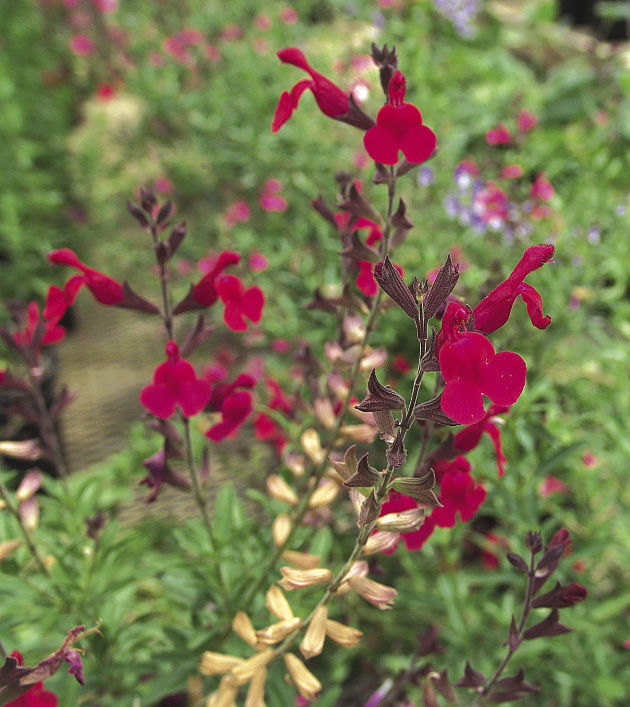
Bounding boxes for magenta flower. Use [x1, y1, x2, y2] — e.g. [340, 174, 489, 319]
[378, 456, 486, 552]
[454, 404, 509, 476]
[472, 244, 554, 334]
[13, 301, 66, 351]
[216, 274, 264, 331]
[48, 248, 124, 306]
[438, 302, 526, 426]
[530, 173, 554, 201]
[363, 71, 436, 165]
[517, 109, 538, 132]
[69, 34, 94, 56]
[206, 390, 253, 441]
[485, 121, 511, 145]
[272, 48, 349, 132]
[140, 340, 211, 419]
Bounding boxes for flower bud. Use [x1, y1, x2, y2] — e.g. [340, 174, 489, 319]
[279, 567, 332, 591]
[256, 617, 302, 645]
[266, 585, 294, 620]
[335, 560, 369, 594]
[343, 313, 366, 344]
[363, 531, 400, 555]
[325, 618, 363, 648]
[206, 674, 238, 707]
[348, 575, 397, 609]
[286, 453, 305, 476]
[244, 667, 267, 707]
[301, 429, 324, 464]
[308, 480, 339, 509]
[232, 611, 258, 648]
[284, 653, 322, 700]
[300, 606, 328, 660]
[231, 649, 274, 685]
[339, 423, 378, 443]
[376, 507, 425, 533]
[360, 347, 388, 371]
[272, 514, 291, 546]
[199, 652, 244, 676]
[314, 398, 336, 429]
[16, 469, 43, 503]
[19, 497, 38, 531]
[531, 581, 588, 609]
[282, 550, 322, 570]
[266, 475, 298, 506]
[0, 539, 21, 561]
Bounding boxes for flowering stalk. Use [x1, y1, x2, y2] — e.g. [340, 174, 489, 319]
[230, 168, 401, 625]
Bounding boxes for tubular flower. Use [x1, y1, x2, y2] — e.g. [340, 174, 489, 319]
[454, 404, 509, 477]
[438, 302, 527, 425]
[272, 47, 350, 132]
[173, 250, 241, 314]
[47, 248, 124, 306]
[140, 340, 211, 419]
[13, 302, 66, 350]
[472, 244, 554, 334]
[216, 274, 264, 331]
[205, 372, 255, 442]
[363, 70, 436, 165]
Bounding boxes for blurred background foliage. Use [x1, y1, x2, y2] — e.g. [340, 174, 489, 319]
[1, 0, 629, 704]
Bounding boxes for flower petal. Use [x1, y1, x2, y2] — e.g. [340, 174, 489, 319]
[481, 351, 526, 406]
[441, 378, 485, 425]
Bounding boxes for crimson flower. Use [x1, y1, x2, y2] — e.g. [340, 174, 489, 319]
[378, 456, 486, 552]
[485, 121, 512, 145]
[6, 651, 58, 707]
[13, 301, 66, 350]
[454, 404, 509, 476]
[190, 250, 241, 308]
[47, 248, 124, 306]
[363, 71, 436, 165]
[140, 340, 211, 419]
[253, 378, 293, 455]
[216, 274, 264, 331]
[204, 371, 255, 441]
[472, 244, 554, 334]
[438, 302, 526, 425]
[272, 47, 349, 132]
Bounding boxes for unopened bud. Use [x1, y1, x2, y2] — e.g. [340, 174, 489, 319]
[256, 617, 302, 645]
[273, 514, 291, 546]
[266, 475, 298, 506]
[300, 606, 328, 660]
[314, 398, 336, 429]
[0, 539, 21, 561]
[377, 507, 425, 533]
[266, 585, 294, 620]
[206, 674, 238, 707]
[360, 347, 387, 371]
[343, 313, 366, 344]
[335, 560, 369, 594]
[325, 619, 363, 648]
[284, 653, 322, 700]
[308, 480, 339, 509]
[16, 469, 42, 503]
[231, 649, 274, 686]
[348, 575, 397, 609]
[282, 550, 321, 570]
[232, 611, 258, 648]
[199, 652, 244, 676]
[245, 667, 267, 707]
[363, 531, 400, 555]
[286, 453, 305, 476]
[278, 567, 332, 591]
[19, 497, 38, 531]
[301, 429, 324, 464]
[339, 423, 378, 443]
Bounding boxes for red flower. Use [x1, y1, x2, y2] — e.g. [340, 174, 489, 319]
[530, 173, 554, 201]
[253, 378, 293, 455]
[472, 244, 554, 334]
[517, 109, 538, 132]
[205, 371, 255, 441]
[215, 274, 264, 331]
[438, 302, 526, 425]
[363, 71, 436, 165]
[539, 474, 569, 497]
[140, 340, 211, 419]
[191, 250, 241, 307]
[379, 456, 486, 551]
[272, 48, 349, 132]
[485, 121, 511, 145]
[13, 301, 66, 350]
[48, 248, 124, 306]
[454, 404, 509, 476]
[6, 651, 58, 707]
